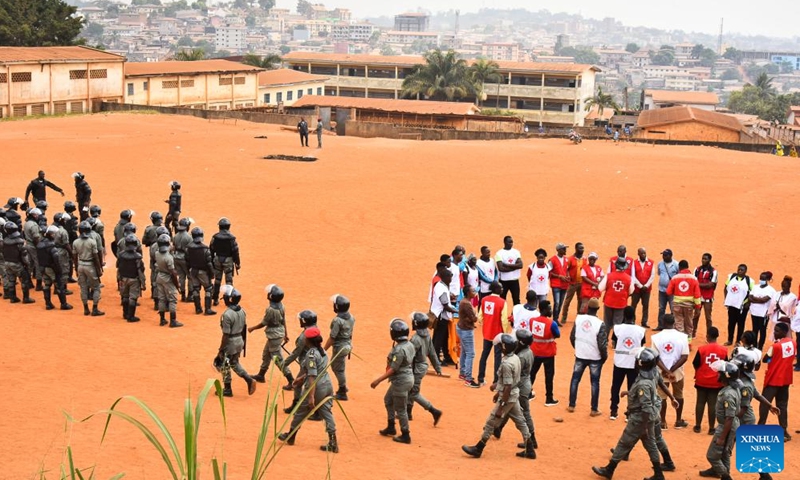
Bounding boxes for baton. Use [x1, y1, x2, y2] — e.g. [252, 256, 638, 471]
[426, 370, 451, 378]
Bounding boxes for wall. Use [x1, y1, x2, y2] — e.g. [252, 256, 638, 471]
[100, 101, 313, 127]
[345, 120, 527, 140]
[124, 72, 259, 109]
[638, 121, 740, 142]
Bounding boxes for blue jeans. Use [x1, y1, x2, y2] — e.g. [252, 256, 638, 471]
[658, 291, 673, 328]
[456, 326, 475, 381]
[478, 339, 502, 384]
[569, 358, 603, 411]
[552, 287, 567, 320]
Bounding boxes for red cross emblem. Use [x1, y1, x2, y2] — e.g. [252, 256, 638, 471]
[613, 280, 625, 292]
[731, 286, 739, 293]
[664, 343, 674, 353]
[519, 321, 528, 330]
[533, 321, 544, 336]
[783, 342, 795, 357]
[623, 337, 634, 348]
[705, 353, 720, 365]
[581, 320, 592, 331]
[678, 280, 689, 293]
[538, 275, 545, 282]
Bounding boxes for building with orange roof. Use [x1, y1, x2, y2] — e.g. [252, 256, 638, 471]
[283, 52, 600, 127]
[124, 60, 263, 110]
[642, 89, 719, 111]
[636, 105, 749, 142]
[257, 69, 328, 107]
[0, 46, 125, 118]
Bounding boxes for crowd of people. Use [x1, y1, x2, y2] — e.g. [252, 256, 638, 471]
[2, 172, 797, 476]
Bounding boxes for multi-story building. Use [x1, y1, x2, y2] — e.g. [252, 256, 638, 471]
[641, 90, 719, 111]
[394, 13, 429, 32]
[481, 43, 521, 62]
[0, 46, 125, 118]
[215, 25, 247, 52]
[258, 69, 328, 107]
[384, 31, 440, 46]
[330, 23, 375, 42]
[283, 52, 600, 126]
[664, 72, 700, 91]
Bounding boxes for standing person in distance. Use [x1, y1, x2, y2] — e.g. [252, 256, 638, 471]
[164, 181, 181, 236]
[549, 243, 570, 323]
[757, 321, 795, 440]
[111, 210, 133, 258]
[457, 284, 479, 387]
[609, 306, 646, 421]
[693, 253, 718, 337]
[749, 272, 776, 350]
[580, 252, 604, 313]
[325, 294, 355, 400]
[186, 227, 216, 316]
[723, 264, 754, 346]
[407, 312, 444, 425]
[654, 249, 679, 332]
[37, 226, 72, 311]
[315, 117, 324, 148]
[598, 258, 634, 333]
[666, 259, 702, 340]
[561, 242, 586, 325]
[477, 282, 506, 386]
[475, 246, 498, 302]
[215, 285, 256, 398]
[526, 248, 550, 303]
[25, 170, 64, 205]
[155, 233, 182, 328]
[631, 247, 655, 329]
[297, 118, 309, 147]
[692, 326, 728, 435]
[463, 254, 480, 307]
[72, 172, 92, 221]
[72, 221, 103, 316]
[531, 300, 561, 406]
[766, 276, 796, 349]
[210, 217, 240, 306]
[496, 235, 523, 305]
[568, 298, 608, 416]
[371, 319, 416, 445]
[430, 268, 458, 366]
[172, 218, 193, 302]
[652, 314, 690, 430]
[116, 234, 146, 322]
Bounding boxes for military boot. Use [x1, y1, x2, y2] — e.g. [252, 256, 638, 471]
[698, 468, 720, 478]
[153, 298, 159, 311]
[8, 287, 20, 303]
[204, 297, 216, 316]
[122, 302, 130, 319]
[252, 368, 267, 383]
[392, 430, 411, 444]
[278, 431, 296, 445]
[320, 432, 339, 453]
[212, 282, 221, 306]
[169, 312, 183, 328]
[379, 421, 397, 437]
[643, 462, 665, 480]
[660, 448, 676, 471]
[35, 278, 43, 291]
[22, 287, 35, 304]
[159, 311, 168, 326]
[516, 437, 536, 459]
[430, 407, 443, 426]
[127, 302, 140, 322]
[283, 399, 298, 414]
[44, 288, 55, 310]
[193, 296, 202, 315]
[246, 376, 257, 395]
[91, 302, 104, 316]
[335, 387, 349, 401]
[58, 290, 73, 310]
[720, 475, 733, 480]
[222, 382, 233, 397]
[592, 459, 618, 478]
[520, 432, 539, 449]
[283, 373, 295, 391]
[462, 439, 486, 458]
[406, 404, 413, 421]
[83, 302, 91, 316]
[180, 291, 187, 303]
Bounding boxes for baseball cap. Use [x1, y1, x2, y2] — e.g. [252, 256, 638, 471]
[556, 242, 567, 250]
[588, 252, 599, 259]
[661, 249, 673, 255]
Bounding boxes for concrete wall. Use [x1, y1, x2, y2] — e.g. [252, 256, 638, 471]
[638, 121, 740, 143]
[345, 120, 527, 140]
[100, 101, 313, 127]
[124, 72, 259, 110]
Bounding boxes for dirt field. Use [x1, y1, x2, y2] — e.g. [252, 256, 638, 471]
[2, 112, 800, 480]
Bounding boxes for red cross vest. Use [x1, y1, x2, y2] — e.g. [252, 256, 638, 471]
[695, 343, 728, 388]
[531, 315, 557, 357]
[633, 259, 654, 293]
[549, 255, 569, 289]
[764, 338, 796, 387]
[603, 271, 632, 309]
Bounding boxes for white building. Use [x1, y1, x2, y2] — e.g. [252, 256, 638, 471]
[641, 90, 719, 111]
[215, 25, 247, 52]
[384, 31, 439, 46]
[330, 23, 375, 42]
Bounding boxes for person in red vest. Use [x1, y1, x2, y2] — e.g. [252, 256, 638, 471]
[599, 258, 634, 334]
[530, 300, 561, 406]
[561, 242, 586, 325]
[580, 252, 604, 313]
[477, 282, 507, 386]
[692, 326, 728, 434]
[666, 259, 702, 340]
[692, 253, 718, 337]
[631, 247, 655, 329]
[607, 244, 634, 277]
[758, 321, 795, 441]
[549, 243, 570, 325]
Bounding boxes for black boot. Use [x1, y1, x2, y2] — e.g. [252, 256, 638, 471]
[278, 431, 296, 445]
[83, 302, 91, 316]
[335, 387, 349, 401]
[392, 430, 411, 444]
[660, 448, 675, 471]
[644, 462, 665, 480]
[22, 287, 35, 304]
[193, 296, 202, 315]
[379, 421, 397, 437]
[430, 407, 442, 426]
[180, 291, 187, 303]
[91, 302, 104, 316]
[283, 400, 297, 414]
[516, 437, 536, 459]
[407, 404, 413, 421]
[531, 431, 538, 449]
[8, 287, 20, 303]
[44, 288, 55, 310]
[58, 290, 72, 310]
[204, 297, 216, 316]
[212, 282, 220, 306]
[592, 459, 618, 479]
[320, 432, 339, 453]
[122, 301, 129, 319]
[699, 469, 721, 478]
[246, 376, 257, 395]
[309, 412, 322, 421]
[35, 279, 43, 291]
[222, 382, 233, 397]
[169, 312, 183, 328]
[159, 311, 168, 326]
[283, 373, 295, 391]
[462, 439, 486, 458]
[127, 302, 140, 322]
[252, 368, 267, 383]
[153, 298, 159, 311]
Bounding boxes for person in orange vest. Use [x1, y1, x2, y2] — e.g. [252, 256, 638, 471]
[757, 321, 796, 441]
[549, 243, 570, 324]
[477, 282, 507, 386]
[599, 258, 635, 334]
[561, 242, 586, 325]
[666, 260, 702, 340]
[692, 326, 728, 435]
[580, 252, 604, 313]
[630, 247, 655, 329]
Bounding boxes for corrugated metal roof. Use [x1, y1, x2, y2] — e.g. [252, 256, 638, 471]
[259, 69, 328, 87]
[0, 46, 124, 64]
[125, 60, 263, 77]
[289, 95, 481, 116]
[638, 105, 744, 132]
[645, 89, 719, 105]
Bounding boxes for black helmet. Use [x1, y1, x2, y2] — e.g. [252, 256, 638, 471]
[53, 212, 65, 224]
[716, 361, 739, 384]
[171, 181, 181, 190]
[90, 205, 101, 216]
[411, 311, 429, 330]
[515, 328, 533, 347]
[267, 284, 284, 303]
[36, 200, 48, 210]
[177, 218, 191, 231]
[636, 347, 659, 371]
[86, 216, 96, 227]
[78, 221, 92, 235]
[150, 211, 163, 223]
[63, 201, 77, 212]
[120, 209, 134, 220]
[221, 285, 241, 306]
[72, 172, 84, 181]
[732, 353, 755, 374]
[298, 309, 318, 328]
[191, 226, 203, 238]
[124, 234, 138, 250]
[332, 294, 350, 313]
[390, 318, 410, 341]
[218, 217, 231, 229]
[3, 222, 19, 234]
[7, 197, 22, 207]
[499, 333, 518, 354]
[155, 226, 169, 236]
[123, 222, 137, 234]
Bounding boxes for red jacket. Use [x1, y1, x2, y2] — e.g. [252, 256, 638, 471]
[694, 343, 728, 388]
[667, 270, 702, 307]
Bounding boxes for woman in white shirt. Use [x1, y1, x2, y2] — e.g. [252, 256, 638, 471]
[463, 254, 480, 308]
[767, 275, 797, 348]
[749, 272, 776, 350]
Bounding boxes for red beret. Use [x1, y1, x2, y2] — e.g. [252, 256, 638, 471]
[305, 326, 321, 339]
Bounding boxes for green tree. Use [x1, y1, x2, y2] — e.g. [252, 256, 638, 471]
[83, 22, 104, 38]
[691, 44, 705, 59]
[584, 86, 620, 116]
[401, 49, 472, 101]
[173, 48, 206, 61]
[780, 61, 795, 74]
[245, 14, 256, 27]
[468, 57, 502, 106]
[258, 0, 275, 9]
[177, 35, 194, 47]
[242, 53, 282, 69]
[279, 45, 291, 55]
[754, 72, 775, 96]
[296, 0, 313, 17]
[558, 46, 600, 64]
[164, 0, 189, 17]
[650, 48, 675, 66]
[0, 0, 85, 46]
[728, 85, 790, 122]
[723, 47, 743, 63]
[699, 48, 718, 68]
[379, 45, 396, 56]
[720, 68, 741, 81]
[625, 43, 639, 53]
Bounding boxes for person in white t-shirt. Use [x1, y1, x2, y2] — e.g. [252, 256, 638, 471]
[511, 290, 541, 333]
[526, 248, 551, 302]
[749, 272, 776, 350]
[651, 314, 690, 430]
[609, 306, 646, 420]
[495, 236, 523, 305]
[430, 268, 458, 366]
[723, 264, 755, 346]
[476, 246, 499, 301]
[768, 275, 797, 348]
[463, 254, 480, 308]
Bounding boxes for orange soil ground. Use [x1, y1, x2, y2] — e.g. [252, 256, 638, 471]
[2, 113, 800, 480]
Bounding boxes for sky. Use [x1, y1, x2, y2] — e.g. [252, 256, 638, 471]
[274, 0, 800, 37]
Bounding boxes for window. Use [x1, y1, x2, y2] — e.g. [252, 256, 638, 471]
[143, 81, 148, 91]
[162, 80, 178, 89]
[70, 102, 83, 113]
[13, 105, 27, 117]
[127, 83, 134, 96]
[53, 102, 67, 115]
[31, 104, 45, 115]
[219, 77, 232, 86]
[180, 79, 194, 88]
[298, 89, 303, 99]
[12, 72, 32, 82]
[70, 70, 87, 80]
[234, 76, 246, 85]
[276, 92, 282, 103]
[264, 93, 271, 104]
[317, 87, 323, 95]
[287, 91, 293, 101]
[90, 69, 107, 79]
[0, 73, 6, 83]
[308, 88, 313, 94]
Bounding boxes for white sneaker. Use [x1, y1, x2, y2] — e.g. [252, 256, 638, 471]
[610, 414, 618, 421]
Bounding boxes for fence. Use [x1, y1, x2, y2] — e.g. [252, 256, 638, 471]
[99, 102, 316, 127]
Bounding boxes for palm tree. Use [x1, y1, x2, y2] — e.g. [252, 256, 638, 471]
[401, 49, 472, 101]
[468, 58, 502, 106]
[173, 48, 206, 61]
[242, 53, 282, 69]
[584, 87, 620, 116]
[753, 72, 775, 97]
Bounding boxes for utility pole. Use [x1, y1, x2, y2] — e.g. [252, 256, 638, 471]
[718, 18, 724, 55]
[455, 10, 460, 37]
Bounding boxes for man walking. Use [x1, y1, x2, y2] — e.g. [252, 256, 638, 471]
[297, 118, 309, 147]
[562, 242, 585, 325]
[699, 361, 741, 480]
[164, 181, 181, 236]
[72, 172, 92, 221]
[549, 243, 570, 322]
[693, 253, 718, 338]
[407, 312, 444, 425]
[210, 217, 240, 306]
[25, 171, 64, 204]
[631, 247, 655, 328]
[655, 249, 679, 331]
[215, 285, 257, 397]
[568, 298, 608, 416]
[186, 227, 216, 316]
[652, 314, 690, 429]
[496, 236, 523, 305]
[666, 260, 702, 339]
[325, 294, 355, 399]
